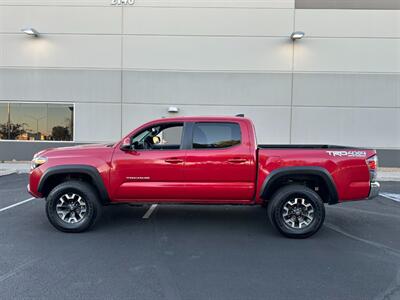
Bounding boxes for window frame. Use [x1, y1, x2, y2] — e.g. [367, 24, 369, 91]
[188, 121, 242, 151]
[0, 101, 75, 143]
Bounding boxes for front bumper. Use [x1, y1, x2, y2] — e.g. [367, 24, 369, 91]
[27, 167, 44, 198]
[27, 184, 41, 198]
[368, 182, 380, 199]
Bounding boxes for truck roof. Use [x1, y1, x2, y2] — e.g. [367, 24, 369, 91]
[148, 116, 251, 123]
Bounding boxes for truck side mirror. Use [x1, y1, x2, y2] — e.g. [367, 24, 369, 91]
[132, 141, 139, 149]
[120, 137, 132, 151]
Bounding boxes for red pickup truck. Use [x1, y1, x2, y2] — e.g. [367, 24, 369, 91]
[28, 116, 380, 238]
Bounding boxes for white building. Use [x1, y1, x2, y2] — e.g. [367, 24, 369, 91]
[0, 0, 399, 166]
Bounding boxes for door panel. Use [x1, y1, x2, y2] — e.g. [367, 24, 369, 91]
[183, 122, 256, 201]
[184, 182, 255, 200]
[110, 122, 186, 202]
[110, 149, 186, 201]
[184, 147, 255, 200]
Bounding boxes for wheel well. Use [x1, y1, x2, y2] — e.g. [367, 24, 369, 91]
[38, 165, 111, 205]
[41, 173, 96, 198]
[262, 174, 336, 204]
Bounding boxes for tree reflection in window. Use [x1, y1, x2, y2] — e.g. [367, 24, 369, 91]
[0, 103, 74, 141]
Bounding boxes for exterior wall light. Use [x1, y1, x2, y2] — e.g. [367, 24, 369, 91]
[168, 106, 179, 113]
[290, 31, 305, 40]
[21, 28, 40, 37]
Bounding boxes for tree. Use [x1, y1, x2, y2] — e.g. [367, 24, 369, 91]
[51, 126, 71, 141]
[0, 122, 27, 140]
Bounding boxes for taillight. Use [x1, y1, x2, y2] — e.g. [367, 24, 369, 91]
[366, 155, 378, 181]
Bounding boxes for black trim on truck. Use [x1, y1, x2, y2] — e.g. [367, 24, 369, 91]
[260, 166, 339, 205]
[37, 165, 110, 205]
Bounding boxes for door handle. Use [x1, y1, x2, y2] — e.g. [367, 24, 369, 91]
[165, 158, 184, 164]
[227, 158, 247, 164]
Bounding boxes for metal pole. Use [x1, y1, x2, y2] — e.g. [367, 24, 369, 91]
[7, 103, 10, 139]
[25, 114, 46, 140]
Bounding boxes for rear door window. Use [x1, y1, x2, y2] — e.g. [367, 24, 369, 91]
[192, 122, 241, 149]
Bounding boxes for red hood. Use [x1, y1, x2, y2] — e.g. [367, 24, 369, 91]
[35, 143, 115, 160]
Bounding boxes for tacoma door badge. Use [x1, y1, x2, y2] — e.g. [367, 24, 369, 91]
[126, 176, 150, 180]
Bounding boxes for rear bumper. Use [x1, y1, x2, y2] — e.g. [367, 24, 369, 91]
[368, 182, 380, 199]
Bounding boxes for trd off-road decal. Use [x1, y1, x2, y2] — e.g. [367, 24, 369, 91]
[326, 151, 367, 157]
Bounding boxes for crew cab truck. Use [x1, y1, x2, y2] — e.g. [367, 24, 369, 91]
[28, 116, 380, 238]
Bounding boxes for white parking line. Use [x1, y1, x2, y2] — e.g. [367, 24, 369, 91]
[142, 204, 158, 219]
[0, 197, 35, 212]
[380, 193, 400, 203]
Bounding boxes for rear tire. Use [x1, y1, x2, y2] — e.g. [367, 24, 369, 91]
[46, 181, 102, 233]
[267, 184, 325, 238]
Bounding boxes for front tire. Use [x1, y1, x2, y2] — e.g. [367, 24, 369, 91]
[267, 185, 325, 238]
[46, 181, 102, 233]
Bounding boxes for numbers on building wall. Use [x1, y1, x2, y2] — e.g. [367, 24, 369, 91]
[111, 0, 135, 5]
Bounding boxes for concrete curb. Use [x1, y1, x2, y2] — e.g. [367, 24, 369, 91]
[0, 163, 30, 176]
[378, 175, 400, 182]
[378, 168, 400, 182]
[0, 170, 17, 177]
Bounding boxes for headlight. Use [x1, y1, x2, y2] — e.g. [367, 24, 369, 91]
[31, 156, 47, 170]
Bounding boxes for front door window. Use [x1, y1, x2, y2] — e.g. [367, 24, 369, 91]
[132, 123, 183, 150]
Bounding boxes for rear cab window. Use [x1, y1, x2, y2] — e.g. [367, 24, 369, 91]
[192, 122, 241, 149]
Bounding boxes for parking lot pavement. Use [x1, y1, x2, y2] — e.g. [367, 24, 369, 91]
[0, 173, 33, 208]
[0, 174, 399, 300]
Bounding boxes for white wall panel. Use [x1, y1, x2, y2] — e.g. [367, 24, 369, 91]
[0, 0, 294, 8]
[0, 0, 110, 6]
[123, 36, 292, 71]
[0, 6, 122, 34]
[296, 9, 400, 38]
[124, 7, 293, 36]
[133, 0, 294, 8]
[122, 104, 291, 143]
[291, 107, 400, 148]
[75, 103, 121, 142]
[0, 69, 121, 102]
[0, 34, 121, 68]
[123, 71, 292, 106]
[293, 73, 400, 108]
[294, 38, 400, 73]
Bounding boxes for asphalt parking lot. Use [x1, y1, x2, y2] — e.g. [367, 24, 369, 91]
[0, 174, 400, 300]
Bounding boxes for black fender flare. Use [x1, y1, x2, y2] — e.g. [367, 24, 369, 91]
[38, 165, 110, 205]
[260, 166, 339, 204]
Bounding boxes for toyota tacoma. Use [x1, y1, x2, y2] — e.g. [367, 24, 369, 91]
[28, 116, 380, 238]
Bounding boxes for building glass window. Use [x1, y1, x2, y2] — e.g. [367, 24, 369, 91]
[0, 103, 74, 141]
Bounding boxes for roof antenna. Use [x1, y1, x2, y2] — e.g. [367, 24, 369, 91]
[235, 114, 245, 117]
